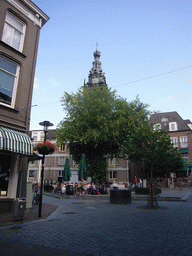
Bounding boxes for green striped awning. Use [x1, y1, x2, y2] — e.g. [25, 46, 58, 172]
[0, 127, 33, 155]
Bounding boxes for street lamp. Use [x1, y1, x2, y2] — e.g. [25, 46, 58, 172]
[38, 120, 53, 218]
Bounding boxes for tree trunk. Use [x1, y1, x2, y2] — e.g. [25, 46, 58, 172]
[149, 163, 153, 208]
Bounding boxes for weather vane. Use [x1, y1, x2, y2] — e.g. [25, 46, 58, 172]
[96, 41, 98, 50]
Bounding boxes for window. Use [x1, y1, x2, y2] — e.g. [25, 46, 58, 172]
[180, 136, 188, 148]
[182, 153, 189, 158]
[109, 158, 117, 167]
[2, 12, 26, 51]
[40, 132, 44, 141]
[28, 170, 35, 178]
[0, 56, 19, 106]
[59, 143, 66, 152]
[161, 117, 168, 122]
[58, 170, 63, 177]
[170, 137, 178, 148]
[153, 123, 161, 131]
[73, 161, 79, 167]
[110, 171, 117, 179]
[169, 122, 178, 131]
[58, 157, 65, 165]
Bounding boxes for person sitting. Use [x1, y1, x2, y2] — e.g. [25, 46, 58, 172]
[52, 183, 57, 193]
[61, 183, 66, 194]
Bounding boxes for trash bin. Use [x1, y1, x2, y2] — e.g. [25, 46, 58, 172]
[13, 198, 26, 218]
[66, 185, 73, 195]
[110, 189, 131, 204]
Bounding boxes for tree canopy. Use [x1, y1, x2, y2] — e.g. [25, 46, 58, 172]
[57, 85, 149, 183]
[121, 121, 184, 178]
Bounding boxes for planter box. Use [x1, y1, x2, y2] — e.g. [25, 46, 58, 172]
[110, 189, 131, 204]
[135, 187, 161, 195]
[135, 187, 150, 195]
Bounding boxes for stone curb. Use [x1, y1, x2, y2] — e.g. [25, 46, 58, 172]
[43, 192, 189, 202]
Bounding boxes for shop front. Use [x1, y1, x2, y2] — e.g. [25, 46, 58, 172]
[0, 127, 33, 214]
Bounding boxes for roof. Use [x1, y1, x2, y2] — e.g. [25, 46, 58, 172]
[30, 129, 57, 140]
[47, 129, 57, 140]
[184, 119, 192, 125]
[150, 111, 191, 132]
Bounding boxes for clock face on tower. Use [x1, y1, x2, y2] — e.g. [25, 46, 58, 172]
[92, 78, 99, 83]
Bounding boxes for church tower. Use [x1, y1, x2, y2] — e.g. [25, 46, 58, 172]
[84, 43, 107, 88]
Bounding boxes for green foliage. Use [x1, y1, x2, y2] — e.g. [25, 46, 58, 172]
[57, 86, 149, 182]
[122, 121, 184, 177]
[86, 156, 108, 184]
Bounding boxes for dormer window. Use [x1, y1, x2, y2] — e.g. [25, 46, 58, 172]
[161, 117, 168, 122]
[153, 123, 161, 131]
[169, 122, 178, 131]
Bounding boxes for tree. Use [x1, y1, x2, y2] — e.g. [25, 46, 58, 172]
[121, 121, 184, 207]
[57, 85, 149, 183]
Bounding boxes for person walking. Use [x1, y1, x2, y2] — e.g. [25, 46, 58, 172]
[33, 182, 39, 204]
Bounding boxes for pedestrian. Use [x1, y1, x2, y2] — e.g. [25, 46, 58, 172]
[139, 178, 142, 188]
[136, 180, 140, 187]
[134, 176, 138, 185]
[32, 182, 39, 204]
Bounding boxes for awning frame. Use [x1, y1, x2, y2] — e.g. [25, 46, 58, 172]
[0, 127, 33, 156]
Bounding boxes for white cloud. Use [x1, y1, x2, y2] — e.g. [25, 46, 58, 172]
[33, 78, 39, 89]
[166, 95, 174, 100]
[47, 78, 59, 87]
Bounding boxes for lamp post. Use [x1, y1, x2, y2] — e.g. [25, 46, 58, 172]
[38, 120, 53, 218]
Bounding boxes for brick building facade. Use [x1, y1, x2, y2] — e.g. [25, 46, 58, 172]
[0, 0, 49, 213]
[28, 129, 130, 184]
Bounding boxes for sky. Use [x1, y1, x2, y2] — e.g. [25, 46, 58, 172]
[30, 0, 191, 130]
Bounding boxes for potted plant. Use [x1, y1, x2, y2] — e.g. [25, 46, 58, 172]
[34, 141, 57, 155]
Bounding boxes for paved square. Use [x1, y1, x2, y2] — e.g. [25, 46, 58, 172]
[0, 192, 192, 256]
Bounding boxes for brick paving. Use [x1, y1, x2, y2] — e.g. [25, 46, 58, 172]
[0, 203, 58, 227]
[0, 190, 192, 255]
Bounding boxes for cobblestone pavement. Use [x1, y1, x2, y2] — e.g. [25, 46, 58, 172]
[1, 191, 192, 256]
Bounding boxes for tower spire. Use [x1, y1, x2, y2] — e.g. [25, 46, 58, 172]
[96, 41, 98, 50]
[84, 45, 107, 88]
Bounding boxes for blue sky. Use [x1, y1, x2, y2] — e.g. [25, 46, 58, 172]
[30, 0, 191, 130]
